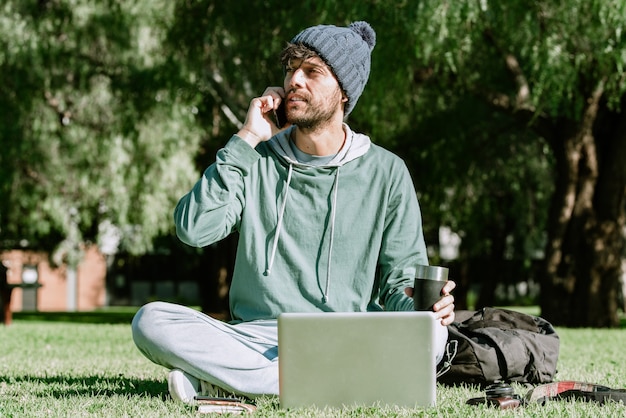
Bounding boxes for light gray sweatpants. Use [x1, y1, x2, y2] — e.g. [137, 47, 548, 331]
[131, 301, 448, 398]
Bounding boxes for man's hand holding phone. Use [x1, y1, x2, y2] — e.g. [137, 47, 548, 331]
[274, 99, 287, 129]
[237, 87, 290, 148]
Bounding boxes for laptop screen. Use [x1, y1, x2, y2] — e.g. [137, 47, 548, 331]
[278, 311, 437, 409]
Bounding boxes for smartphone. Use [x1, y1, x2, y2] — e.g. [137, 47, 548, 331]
[195, 395, 244, 403]
[274, 100, 287, 128]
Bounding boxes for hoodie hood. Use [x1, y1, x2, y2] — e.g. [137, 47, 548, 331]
[267, 124, 371, 167]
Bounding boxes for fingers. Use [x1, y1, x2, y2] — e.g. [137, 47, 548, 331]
[441, 279, 456, 296]
[434, 279, 456, 326]
[249, 95, 277, 119]
[238, 87, 286, 146]
[261, 88, 289, 131]
[433, 293, 455, 314]
[433, 294, 455, 326]
[437, 305, 456, 326]
[261, 87, 285, 111]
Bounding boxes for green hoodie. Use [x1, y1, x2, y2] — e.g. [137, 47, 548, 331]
[174, 125, 428, 323]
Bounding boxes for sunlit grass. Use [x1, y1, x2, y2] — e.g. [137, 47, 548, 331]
[1, 309, 625, 417]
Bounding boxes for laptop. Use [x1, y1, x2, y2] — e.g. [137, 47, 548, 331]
[278, 311, 437, 409]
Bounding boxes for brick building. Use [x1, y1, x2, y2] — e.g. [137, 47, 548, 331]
[1, 246, 106, 312]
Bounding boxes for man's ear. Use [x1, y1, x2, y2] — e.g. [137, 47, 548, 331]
[342, 96, 348, 103]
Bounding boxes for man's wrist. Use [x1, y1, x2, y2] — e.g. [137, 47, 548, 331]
[237, 127, 263, 147]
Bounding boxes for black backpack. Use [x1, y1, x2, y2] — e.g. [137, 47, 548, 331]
[437, 307, 560, 386]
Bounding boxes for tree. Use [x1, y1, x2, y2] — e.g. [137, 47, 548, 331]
[167, 0, 624, 325]
[4, 1, 623, 325]
[0, 0, 202, 263]
[398, 97, 553, 310]
[409, 0, 626, 326]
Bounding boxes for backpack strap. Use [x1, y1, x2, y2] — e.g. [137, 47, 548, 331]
[525, 381, 626, 405]
[436, 339, 459, 378]
[556, 389, 626, 404]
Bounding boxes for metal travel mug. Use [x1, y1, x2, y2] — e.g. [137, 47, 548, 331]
[413, 265, 448, 311]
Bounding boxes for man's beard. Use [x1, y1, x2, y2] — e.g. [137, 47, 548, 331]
[286, 89, 343, 130]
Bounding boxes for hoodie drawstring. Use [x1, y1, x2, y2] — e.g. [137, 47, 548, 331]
[265, 163, 293, 275]
[265, 163, 340, 305]
[323, 168, 340, 303]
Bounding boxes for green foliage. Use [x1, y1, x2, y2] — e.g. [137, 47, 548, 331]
[412, 0, 626, 117]
[2, 0, 625, 289]
[0, 0, 202, 260]
[394, 0, 626, 266]
[405, 97, 554, 260]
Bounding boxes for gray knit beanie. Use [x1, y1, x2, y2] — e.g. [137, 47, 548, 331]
[290, 21, 376, 115]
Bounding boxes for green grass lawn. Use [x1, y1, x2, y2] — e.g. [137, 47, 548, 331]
[1, 308, 625, 417]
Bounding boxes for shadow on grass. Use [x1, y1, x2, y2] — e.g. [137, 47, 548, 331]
[12, 309, 139, 324]
[12, 306, 626, 327]
[0, 374, 168, 399]
[11, 306, 223, 325]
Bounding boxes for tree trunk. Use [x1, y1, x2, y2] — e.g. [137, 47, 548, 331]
[540, 89, 626, 327]
[475, 216, 515, 309]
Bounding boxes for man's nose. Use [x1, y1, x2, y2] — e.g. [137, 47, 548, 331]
[288, 68, 305, 87]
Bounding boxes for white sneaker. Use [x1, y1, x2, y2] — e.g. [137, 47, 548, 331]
[167, 369, 240, 404]
[168, 369, 200, 403]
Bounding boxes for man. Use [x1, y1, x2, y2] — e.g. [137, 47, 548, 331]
[132, 21, 456, 403]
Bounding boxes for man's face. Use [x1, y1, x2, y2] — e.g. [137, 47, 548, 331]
[283, 56, 346, 129]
